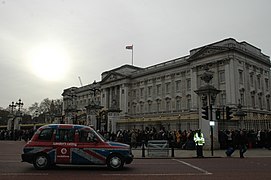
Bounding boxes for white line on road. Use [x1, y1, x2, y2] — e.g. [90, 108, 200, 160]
[102, 173, 211, 176]
[1, 173, 48, 176]
[173, 159, 212, 175]
[0, 160, 20, 163]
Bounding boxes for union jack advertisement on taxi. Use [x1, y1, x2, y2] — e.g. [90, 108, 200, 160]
[21, 124, 133, 170]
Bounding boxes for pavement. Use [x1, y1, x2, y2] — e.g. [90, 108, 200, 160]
[131, 148, 271, 159]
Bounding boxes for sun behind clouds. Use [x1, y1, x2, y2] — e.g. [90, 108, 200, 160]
[26, 42, 71, 81]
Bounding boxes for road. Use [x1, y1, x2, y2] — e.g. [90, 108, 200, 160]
[0, 141, 270, 180]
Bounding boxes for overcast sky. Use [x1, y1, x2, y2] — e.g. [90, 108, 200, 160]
[0, 0, 271, 109]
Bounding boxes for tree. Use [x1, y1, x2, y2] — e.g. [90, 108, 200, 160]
[0, 109, 9, 125]
[27, 102, 39, 116]
[27, 98, 63, 122]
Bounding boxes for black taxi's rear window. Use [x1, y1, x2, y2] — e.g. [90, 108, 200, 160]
[55, 129, 75, 142]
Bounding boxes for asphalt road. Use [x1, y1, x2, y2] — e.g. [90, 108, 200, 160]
[0, 141, 270, 180]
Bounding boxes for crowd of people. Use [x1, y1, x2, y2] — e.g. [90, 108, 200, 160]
[219, 129, 271, 150]
[1, 126, 271, 151]
[0, 129, 34, 142]
[101, 127, 271, 150]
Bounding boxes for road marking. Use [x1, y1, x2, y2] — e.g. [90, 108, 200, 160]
[173, 159, 212, 175]
[103, 173, 211, 176]
[0, 160, 20, 163]
[1, 173, 48, 176]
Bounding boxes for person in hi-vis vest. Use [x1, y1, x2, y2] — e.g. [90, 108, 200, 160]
[194, 129, 205, 158]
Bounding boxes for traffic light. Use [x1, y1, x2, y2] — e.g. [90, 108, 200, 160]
[216, 109, 221, 120]
[202, 106, 209, 120]
[226, 106, 233, 120]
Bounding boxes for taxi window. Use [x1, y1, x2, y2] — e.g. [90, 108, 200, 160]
[79, 129, 97, 143]
[38, 128, 53, 141]
[55, 129, 75, 142]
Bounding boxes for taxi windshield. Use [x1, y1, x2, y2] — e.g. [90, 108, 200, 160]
[94, 130, 107, 142]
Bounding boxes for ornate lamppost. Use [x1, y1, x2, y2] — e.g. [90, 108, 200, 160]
[195, 66, 221, 156]
[15, 99, 24, 130]
[235, 100, 247, 129]
[7, 102, 16, 130]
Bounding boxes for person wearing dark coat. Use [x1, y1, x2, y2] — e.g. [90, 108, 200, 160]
[236, 130, 248, 158]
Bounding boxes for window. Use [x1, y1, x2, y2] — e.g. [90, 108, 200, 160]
[251, 95, 255, 108]
[240, 93, 244, 105]
[148, 86, 152, 97]
[265, 79, 269, 91]
[187, 95, 191, 110]
[176, 98, 181, 111]
[267, 98, 270, 111]
[79, 129, 97, 143]
[133, 103, 137, 114]
[166, 83, 171, 94]
[157, 84, 161, 95]
[175, 80, 181, 92]
[38, 128, 53, 141]
[250, 74, 254, 87]
[166, 100, 171, 112]
[140, 88, 144, 98]
[219, 71, 225, 83]
[55, 129, 75, 142]
[239, 71, 243, 84]
[259, 96, 262, 109]
[157, 100, 161, 112]
[257, 75, 261, 89]
[148, 101, 152, 113]
[140, 102, 144, 113]
[187, 79, 191, 91]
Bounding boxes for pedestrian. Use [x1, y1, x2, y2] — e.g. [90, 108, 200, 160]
[193, 129, 205, 158]
[225, 130, 236, 157]
[236, 130, 248, 158]
[131, 129, 137, 148]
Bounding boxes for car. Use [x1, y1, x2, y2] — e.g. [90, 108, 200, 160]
[21, 124, 133, 170]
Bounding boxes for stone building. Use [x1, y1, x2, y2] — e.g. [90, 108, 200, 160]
[62, 38, 271, 132]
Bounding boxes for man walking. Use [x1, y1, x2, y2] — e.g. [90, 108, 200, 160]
[236, 130, 248, 158]
[194, 129, 205, 158]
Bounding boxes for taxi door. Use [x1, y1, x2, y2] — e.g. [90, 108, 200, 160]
[54, 128, 75, 164]
[74, 128, 106, 165]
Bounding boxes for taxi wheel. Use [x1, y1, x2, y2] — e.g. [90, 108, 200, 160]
[107, 154, 124, 170]
[33, 154, 50, 170]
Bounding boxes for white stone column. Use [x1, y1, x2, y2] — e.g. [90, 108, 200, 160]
[7, 117, 13, 130]
[107, 109, 121, 133]
[13, 116, 22, 130]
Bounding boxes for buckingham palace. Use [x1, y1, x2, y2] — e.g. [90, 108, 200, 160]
[62, 38, 271, 133]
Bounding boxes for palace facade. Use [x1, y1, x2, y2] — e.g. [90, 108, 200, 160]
[62, 38, 271, 132]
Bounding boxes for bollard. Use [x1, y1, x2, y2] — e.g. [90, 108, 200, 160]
[142, 140, 145, 157]
[171, 142, 175, 157]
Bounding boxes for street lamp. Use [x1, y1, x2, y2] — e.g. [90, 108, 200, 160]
[16, 99, 24, 129]
[195, 66, 221, 156]
[9, 102, 16, 115]
[8, 102, 16, 130]
[235, 100, 247, 129]
[16, 99, 24, 113]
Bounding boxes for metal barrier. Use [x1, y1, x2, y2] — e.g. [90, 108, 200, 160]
[147, 140, 169, 157]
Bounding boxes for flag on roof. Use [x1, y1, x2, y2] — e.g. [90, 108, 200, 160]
[126, 45, 133, 50]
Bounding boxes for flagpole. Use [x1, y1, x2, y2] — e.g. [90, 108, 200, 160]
[126, 45, 134, 66]
[132, 45, 134, 66]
